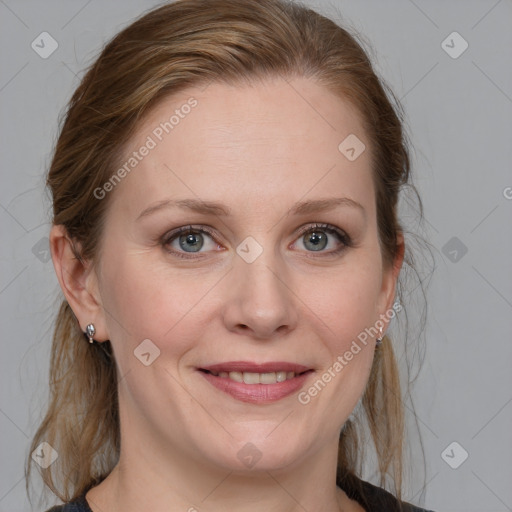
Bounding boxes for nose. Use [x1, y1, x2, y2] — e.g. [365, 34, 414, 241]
[221, 255, 299, 340]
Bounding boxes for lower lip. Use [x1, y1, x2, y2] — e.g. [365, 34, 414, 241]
[199, 371, 313, 404]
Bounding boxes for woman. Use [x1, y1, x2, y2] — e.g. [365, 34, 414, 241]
[26, 0, 435, 510]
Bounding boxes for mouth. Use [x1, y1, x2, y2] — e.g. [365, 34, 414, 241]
[197, 362, 314, 403]
[199, 369, 310, 384]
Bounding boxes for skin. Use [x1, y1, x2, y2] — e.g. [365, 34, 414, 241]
[51, 76, 404, 512]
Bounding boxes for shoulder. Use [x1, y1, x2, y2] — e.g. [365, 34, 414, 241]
[338, 472, 436, 512]
[359, 478, 436, 512]
[44, 495, 91, 512]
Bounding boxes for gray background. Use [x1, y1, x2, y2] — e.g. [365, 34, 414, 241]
[1, 1, 511, 511]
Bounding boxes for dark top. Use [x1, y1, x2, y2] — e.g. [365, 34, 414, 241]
[45, 474, 435, 512]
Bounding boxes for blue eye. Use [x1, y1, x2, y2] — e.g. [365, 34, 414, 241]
[163, 226, 220, 257]
[303, 231, 328, 251]
[178, 232, 204, 252]
[294, 224, 350, 255]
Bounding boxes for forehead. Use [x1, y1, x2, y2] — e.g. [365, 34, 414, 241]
[108, 77, 374, 219]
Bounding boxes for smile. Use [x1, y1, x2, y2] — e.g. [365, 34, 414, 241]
[204, 369, 301, 384]
[198, 362, 314, 403]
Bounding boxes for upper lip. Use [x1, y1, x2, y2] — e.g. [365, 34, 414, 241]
[199, 361, 312, 373]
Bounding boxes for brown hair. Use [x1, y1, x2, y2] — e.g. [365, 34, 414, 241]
[27, 0, 426, 507]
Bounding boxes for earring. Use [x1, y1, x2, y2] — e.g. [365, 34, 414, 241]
[376, 326, 383, 347]
[85, 323, 96, 344]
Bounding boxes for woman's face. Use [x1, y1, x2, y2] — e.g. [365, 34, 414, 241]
[90, 77, 401, 473]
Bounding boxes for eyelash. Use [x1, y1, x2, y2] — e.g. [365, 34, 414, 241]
[161, 223, 352, 259]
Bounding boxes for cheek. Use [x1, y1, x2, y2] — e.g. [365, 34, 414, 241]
[98, 252, 221, 363]
[297, 258, 383, 348]
[291, 260, 381, 432]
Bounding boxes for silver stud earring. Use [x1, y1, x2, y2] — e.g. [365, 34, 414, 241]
[85, 323, 96, 344]
[376, 327, 383, 347]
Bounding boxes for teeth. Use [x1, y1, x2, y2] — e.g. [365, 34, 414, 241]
[212, 370, 298, 384]
[229, 371, 243, 382]
[205, 369, 304, 384]
[276, 371, 287, 382]
[260, 372, 277, 384]
[243, 372, 261, 384]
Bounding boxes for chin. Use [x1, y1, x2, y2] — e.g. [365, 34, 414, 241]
[198, 430, 313, 474]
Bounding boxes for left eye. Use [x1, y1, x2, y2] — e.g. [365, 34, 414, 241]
[293, 225, 347, 253]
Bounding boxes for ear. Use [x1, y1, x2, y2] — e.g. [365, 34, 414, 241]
[377, 231, 405, 332]
[49, 224, 109, 342]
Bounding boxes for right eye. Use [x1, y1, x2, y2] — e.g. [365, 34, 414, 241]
[162, 225, 224, 258]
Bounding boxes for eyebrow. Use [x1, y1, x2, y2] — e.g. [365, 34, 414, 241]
[137, 198, 230, 220]
[136, 197, 365, 221]
[290, 197, 365, 217]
